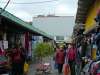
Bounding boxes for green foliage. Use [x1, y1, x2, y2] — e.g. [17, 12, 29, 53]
[34, 42, 54, 59]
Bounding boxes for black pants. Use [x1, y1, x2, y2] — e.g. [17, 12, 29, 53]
[82, 60, 85, 69]
[58, 64, 63, 74]
[11, 62, 24, 75]
[69, 61, 75, 75]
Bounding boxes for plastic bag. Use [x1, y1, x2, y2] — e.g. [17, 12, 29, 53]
[63, 63, 70, 75]
[24, 62, 29, 73]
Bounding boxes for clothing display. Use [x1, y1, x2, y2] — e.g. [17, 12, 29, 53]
[91, 44, 97, 60]
[95, 9, 100, 25]
[74, 18, 100, 75]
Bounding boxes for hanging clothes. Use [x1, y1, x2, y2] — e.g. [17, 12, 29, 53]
[81, 40, 87, 57]
[25, 32, 29, 50]
[95, 9, 100, 25]
[86, 38, 92, 58]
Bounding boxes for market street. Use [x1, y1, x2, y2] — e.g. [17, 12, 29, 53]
[0, 0, 100, 75]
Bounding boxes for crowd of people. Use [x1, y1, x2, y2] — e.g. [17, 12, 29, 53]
[54, 43, 76, 75]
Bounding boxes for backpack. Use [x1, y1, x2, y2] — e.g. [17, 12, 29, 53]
[67, 48, 76, 61]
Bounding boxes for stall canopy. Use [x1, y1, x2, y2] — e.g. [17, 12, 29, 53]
[75, 0, 95, 24]
[0, 8, 53, 40]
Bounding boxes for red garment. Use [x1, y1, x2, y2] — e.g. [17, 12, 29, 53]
[25, 32, 29, 50]
[67, 48, 76, 61]
[93, 64, 100, 75]
[0, 49, 5, 56]
[55, 50, 65, 64]
[63, 63, 70, 75]
[12, 48, 22, 63]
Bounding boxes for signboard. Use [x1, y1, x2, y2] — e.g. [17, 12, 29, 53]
[56, 36, 64, 41]
[3, 41, 8, 49]
[0, 41, 3, 49]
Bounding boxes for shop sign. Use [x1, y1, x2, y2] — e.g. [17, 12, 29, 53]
[3, 41, 8, 49]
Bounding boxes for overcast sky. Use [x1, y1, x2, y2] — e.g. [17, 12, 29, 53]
[0, 0, 78, 36]
[0, 0, 78, 21]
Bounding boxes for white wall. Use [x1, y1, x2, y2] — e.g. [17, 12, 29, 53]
[32, 16, 75, 36]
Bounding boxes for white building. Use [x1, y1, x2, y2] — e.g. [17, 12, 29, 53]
[32, 15, 75, 37]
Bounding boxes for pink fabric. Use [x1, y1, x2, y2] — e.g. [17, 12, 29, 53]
[0, 49, 5, 56]
[97, 8, 100, 15]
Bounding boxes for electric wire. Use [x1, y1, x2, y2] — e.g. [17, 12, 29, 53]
[0, 0, 58, 4]
[0, 0, 11, 25]
[0, 0, 11, 14]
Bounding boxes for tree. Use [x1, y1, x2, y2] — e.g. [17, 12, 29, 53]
[34, 42, 54, 63]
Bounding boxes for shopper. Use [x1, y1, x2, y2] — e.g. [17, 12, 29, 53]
[54, 46, 59, 69]
[67, 44, 76, 75]
[11, 45, 26, 75]
[55, 46, 65, 75]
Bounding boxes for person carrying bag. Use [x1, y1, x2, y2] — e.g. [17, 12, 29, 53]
[67, 44, 76, 75]
[63, 51, 70, 75]
[55, 46, 65, 74]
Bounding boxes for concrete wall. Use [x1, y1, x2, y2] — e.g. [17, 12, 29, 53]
[32, 16, 75, 36]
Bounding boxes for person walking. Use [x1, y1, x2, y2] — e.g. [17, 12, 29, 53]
[55, 46, 65, 75]
[67, 44, 76, 75]
[11, 45, 26, 75]
[53, 46, 59, 69]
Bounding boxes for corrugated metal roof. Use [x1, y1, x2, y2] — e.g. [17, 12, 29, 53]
[75, 0, 95, 24]
[0, 8, 53, 39]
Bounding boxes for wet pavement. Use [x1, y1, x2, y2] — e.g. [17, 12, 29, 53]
[28, 64, 36, 75]
[28, 57, 60, 75]
[29, 64, 60, 75]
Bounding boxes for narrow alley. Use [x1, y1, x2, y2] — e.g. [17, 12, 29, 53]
[0, 0, 100, 75]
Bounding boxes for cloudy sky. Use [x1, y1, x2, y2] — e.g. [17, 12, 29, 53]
[0, 0, 78, 36]
[0, 0, 78, 21]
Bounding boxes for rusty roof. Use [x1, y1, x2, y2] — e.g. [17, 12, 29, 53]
[75, 0, 95, 24]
